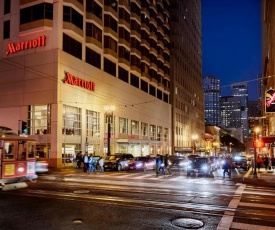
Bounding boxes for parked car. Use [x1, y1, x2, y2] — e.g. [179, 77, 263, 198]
[127, 156, 156, 171]
[187, 157, 213, 177]
[232, 155, 251, 171]
[35, 159, 49, 173]
[104, 153, 134, 171]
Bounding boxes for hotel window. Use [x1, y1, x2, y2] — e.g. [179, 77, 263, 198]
[119, 117, 128, 134]
[104, 36, 117, 53]
[104, 0, 117, 12]
[141, 79, 148, 93]
[130, 74, 139, 88]
[119, 27, 130, 43]
[104, 15, 117, 33]
[63, 6, 83, 30]
[157, 126, 162, 141]
[3, 20, 10, 39]
[149, 124, 156, 141]
[118, 46, 130, 61]
[20, 3, 53, 25]
[86, 1, 102, 20]
[104, 58, 116, 77]
[119, 8, 130, 21]
[86, 22, 102, 43]
[87, 110, 100, 137]
[131, 120, 139, 135]
[141, 122, 148, 137]
[4, 0, 10, 14]
[63, 33, 82, 60]
[86, 47, 101, 69]
[118, 67, 128, 83]
[164, 128, 168, 142]
[62, 105, 81, 135]
[157, 89, 162, 100]
[149, 85, 156, 97]
[28, 105, 51, 135]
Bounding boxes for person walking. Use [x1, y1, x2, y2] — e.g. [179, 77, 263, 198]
[256, 156, 262, 172]
[263, 155, 269, 171]
[156, 154, 164, 177]
[75, 152, 82, 169]
[223, 157, 231, 179]
[164, 154, 171, 175]
[83, 152, 89, 173]
[88, 154, 96, 174]
[98, 156, 105, 172]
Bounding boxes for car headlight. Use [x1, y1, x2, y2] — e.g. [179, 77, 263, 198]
[136, 163, 142, 168]
[201, 165, 209, 171]
[187, 165, 192, 169]
[125, 163, 128, 167]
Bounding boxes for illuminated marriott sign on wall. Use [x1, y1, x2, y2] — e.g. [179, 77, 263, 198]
[64, 72, 95, 91]
[5, 35, 46, 55]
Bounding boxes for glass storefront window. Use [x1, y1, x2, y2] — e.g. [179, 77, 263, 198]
[141, 122, 148, 137]
[29, 105, 51, 135]
[87, 110, 100, 137]
[131, 120, 139, 135]
[119, 117, 128, 134]
[150, 124, 156, 141]
[62, 105, 81, 135]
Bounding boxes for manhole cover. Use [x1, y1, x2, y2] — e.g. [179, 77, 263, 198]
[74, 190, 90, 194]
[73, 219, 83, 224]
[171, 218, 204, 229]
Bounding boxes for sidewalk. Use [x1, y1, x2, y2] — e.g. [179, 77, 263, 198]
[243, 167, 275, 187]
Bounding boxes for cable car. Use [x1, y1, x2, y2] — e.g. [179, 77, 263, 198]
[0, 131, 38, 190]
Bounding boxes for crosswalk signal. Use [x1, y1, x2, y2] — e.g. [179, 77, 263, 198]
[21, 121, 27, 134]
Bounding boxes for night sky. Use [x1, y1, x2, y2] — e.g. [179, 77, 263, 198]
[201, 0, 262, 100]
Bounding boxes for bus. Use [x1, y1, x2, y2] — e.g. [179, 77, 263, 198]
[0, 131, 38, 190]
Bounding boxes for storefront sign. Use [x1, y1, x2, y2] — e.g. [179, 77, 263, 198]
[64, 72, 95, 91]
[265, 88, 275, 113]
[5, 35, 46, 55]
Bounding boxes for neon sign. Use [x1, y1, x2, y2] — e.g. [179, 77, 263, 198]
[64, 72, 95, 91]
[5, 35, 46, 55]
[265, 88, 275, 113]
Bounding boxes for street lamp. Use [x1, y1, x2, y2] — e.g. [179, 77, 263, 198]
[191, 134, 198, 154]
[104, 105, 115, 156]
[253, 126, 261, 178]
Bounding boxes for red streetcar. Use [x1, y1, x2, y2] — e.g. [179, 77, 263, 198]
[0, 131, 38, 190]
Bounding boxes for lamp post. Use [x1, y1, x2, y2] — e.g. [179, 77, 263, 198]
[104, 105, 115, 156]
[253, 126, 261, 178]
[191, 134, 198, 154]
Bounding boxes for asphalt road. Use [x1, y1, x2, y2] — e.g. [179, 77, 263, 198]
[1, 169, 275, 230]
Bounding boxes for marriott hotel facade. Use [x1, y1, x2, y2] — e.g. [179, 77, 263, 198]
[0, 0, 171, 167]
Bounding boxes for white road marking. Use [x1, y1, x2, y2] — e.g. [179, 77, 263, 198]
[216, 184, 246, 230]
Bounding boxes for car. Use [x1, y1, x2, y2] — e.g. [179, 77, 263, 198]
[104, 153, 134, 171]
[127, 156, 156, 171]
[232, 155, 251, 171]
[169, 156, 190, 171]
[186, 157, 213, 177]
[35, 160, 49, 173]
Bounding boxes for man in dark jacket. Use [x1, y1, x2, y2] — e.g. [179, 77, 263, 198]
[156, 154, 164, 177]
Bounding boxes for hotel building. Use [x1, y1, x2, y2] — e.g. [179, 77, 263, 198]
[0, 0, 171, 167]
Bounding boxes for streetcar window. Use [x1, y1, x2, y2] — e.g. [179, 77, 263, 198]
[4, 141, 15, 159]
[27, 142, 35, 159]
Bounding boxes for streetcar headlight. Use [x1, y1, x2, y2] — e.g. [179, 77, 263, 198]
[18, 167, 25, 172]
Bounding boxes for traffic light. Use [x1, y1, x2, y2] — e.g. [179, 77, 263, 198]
[254, 139, 264, 148]
[21, 121, 27, 134]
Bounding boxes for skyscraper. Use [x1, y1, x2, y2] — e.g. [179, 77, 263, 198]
[170, 0, 204, 154]
[230, 83, 248, 141]
[203, 75, 221, 126]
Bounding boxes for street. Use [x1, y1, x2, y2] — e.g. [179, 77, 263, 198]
[1, 169, 275, 230]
